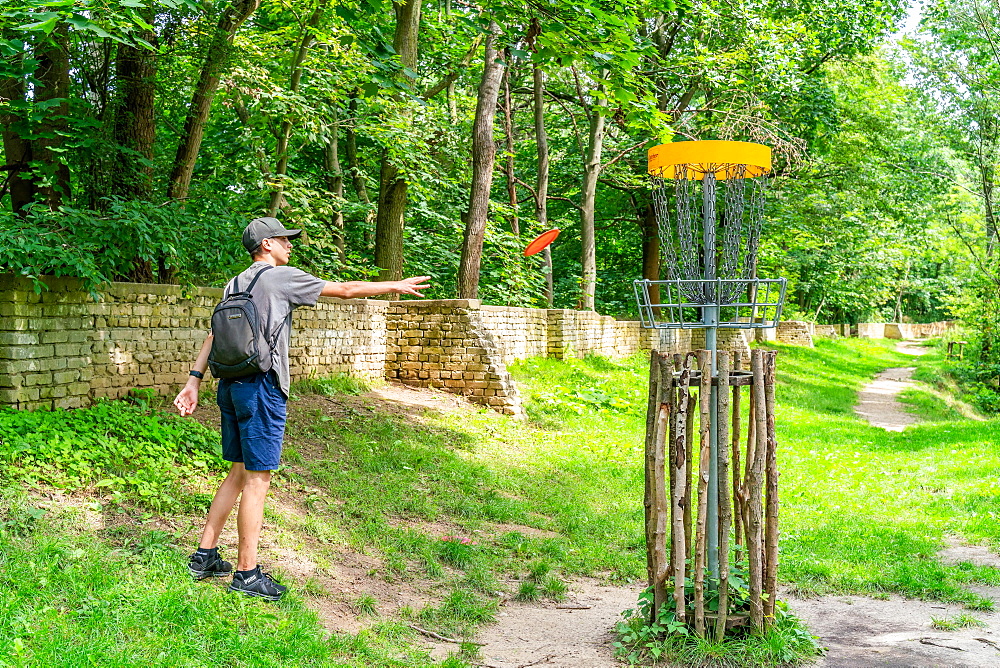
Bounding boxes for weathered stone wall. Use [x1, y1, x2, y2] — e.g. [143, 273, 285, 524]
[385, 300, 522, 416]
[477, 306, 549, 362]
[0, 276, 94, 410]
[0, 275, 392, 411]
[857, 323, 886, 339]
[776, 321, 814, 347]
[0, 274, 960, 413]
[289, 298, 389, 382]
[545, 309, 659, 360]
[856, 321, 954, 340]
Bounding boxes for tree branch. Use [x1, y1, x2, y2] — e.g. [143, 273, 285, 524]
[548, 194, 581, 210]
[946, 213, 1000, 288]
[422, 33, 485, 100]
[602, 139, 647, 170]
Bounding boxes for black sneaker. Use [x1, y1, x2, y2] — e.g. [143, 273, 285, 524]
[228, 567, 287, 601]
[188, 550, 233, 580]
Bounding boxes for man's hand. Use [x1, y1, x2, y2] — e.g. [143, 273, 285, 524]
[174, 382, 199, 416]
[392, 276, 432, 297]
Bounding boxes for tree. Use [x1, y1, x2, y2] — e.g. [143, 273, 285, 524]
[457, 21, 505, 299]
[167, 0, 260, 202]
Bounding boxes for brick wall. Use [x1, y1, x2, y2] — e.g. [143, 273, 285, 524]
[0, 274, 957, 414]
[0, 276, 93, 410]
[776, 321, 814, 347]
[385, 300, 522, 416]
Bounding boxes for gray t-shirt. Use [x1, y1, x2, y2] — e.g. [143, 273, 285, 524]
[221, 262, 326, 398]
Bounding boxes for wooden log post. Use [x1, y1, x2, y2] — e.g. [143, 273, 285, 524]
[731, 350, 744, 552]
[672, 357, 692, 623]
[714, 350, 732, 641]
[742, 373, 757, 566]
[748, 349, 768, 630]
[651, 357, 672, 619]
[693, 350, 712, 637]
[685, 388, 696, 562]
[763, 350, 780, 624]
[643, 350, 660, 587]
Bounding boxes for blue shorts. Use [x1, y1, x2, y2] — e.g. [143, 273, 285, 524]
[217, 372, 287, 471]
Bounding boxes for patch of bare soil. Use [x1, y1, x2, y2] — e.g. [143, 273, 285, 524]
[787, 537, 1000, 665]
[786, 589, 1000, 667]
[464, 579, 644, 668]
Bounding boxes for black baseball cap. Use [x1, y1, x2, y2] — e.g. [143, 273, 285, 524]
[242, 217, 303, 253]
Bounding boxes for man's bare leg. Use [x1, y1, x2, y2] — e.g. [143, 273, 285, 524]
[198, 462, 246, 550]
[235, 469, 272, 571]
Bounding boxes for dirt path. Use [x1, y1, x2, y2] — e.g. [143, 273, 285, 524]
[471, 579, 641, 668]
[853, 340, 929, 432]
[466, 569, 1000, 668]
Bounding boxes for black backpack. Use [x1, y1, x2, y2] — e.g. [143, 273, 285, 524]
[208, 266, 275, 379]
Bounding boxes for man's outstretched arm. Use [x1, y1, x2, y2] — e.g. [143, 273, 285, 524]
[321, 276, 431, 300]
[174, 333, 213, 416]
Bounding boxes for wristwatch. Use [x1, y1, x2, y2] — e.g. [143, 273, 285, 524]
[189, 370, 205, 380]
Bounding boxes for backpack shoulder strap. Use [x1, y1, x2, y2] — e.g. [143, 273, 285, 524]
[243, 265, 274, 294]
[227, 265, 273, 298]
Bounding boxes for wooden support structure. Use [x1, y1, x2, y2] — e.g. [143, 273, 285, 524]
[643, 348, 780, 637]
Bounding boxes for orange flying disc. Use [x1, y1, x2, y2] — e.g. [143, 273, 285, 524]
[524, 229, 560, 256]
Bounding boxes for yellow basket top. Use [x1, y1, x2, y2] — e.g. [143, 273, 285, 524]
[648, 140, 771, 180]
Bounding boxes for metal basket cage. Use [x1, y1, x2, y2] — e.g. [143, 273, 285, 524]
[633, 278, 787, 330]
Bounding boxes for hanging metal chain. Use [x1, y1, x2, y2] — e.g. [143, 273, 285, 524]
[654, 161, 767, 306]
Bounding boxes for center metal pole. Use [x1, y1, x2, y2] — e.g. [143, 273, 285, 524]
[703, 171, 720, 582]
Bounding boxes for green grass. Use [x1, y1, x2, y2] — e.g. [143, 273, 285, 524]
[0, 489, 450, 667]
[764, 339, 1000, 607]
[930, 613, 985, 631]
[4, 340, 1000, 666]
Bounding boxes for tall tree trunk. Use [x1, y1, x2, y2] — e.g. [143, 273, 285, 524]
[346, 94, 374, 248]
[167, 0, 260, 201]
[374, 0, 422, 282]
[983, 160, 998, 259]
[267, 7, 321, 216]
[502, 65, 519, 236]
[324, 108, 348, 266]
[111, 10, 157, 201]
[0, 41, 35, 215]
[578, 80, 606, 310]
[533, 63, 553, 307]
[34, 24, 72, 208]
[457, 21, 505, 299]
[447, 81, 458, 124]
[640, 200, 661, 308]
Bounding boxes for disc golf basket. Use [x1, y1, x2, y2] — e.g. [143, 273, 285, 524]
[636, 141, 786, 638]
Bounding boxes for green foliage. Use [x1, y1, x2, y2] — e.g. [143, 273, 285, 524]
[0, 199, 248, 293]
[437, 535, 477, 569]
[0, 399, 223, 510]
[290, 372, 371, 397]
[354, 593, 378, 616]
[930, 613, 985, 631]
[512, 354, 646, 421]
[613, 591, 822, 666]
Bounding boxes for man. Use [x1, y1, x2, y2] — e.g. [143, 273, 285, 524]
[173, 216, 429, 600]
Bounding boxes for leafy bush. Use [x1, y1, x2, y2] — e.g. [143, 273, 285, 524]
[613, 588, 822, 666]
[0, 199, 247, 293]
[0, 399, 224, 510]
[290, 372, 370, 397]
[532, 377, 643, 416]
